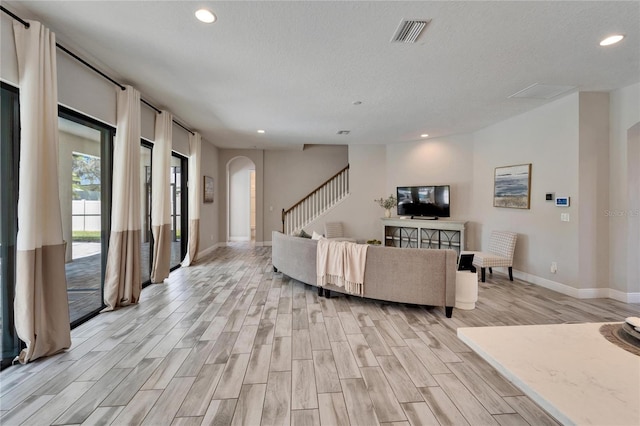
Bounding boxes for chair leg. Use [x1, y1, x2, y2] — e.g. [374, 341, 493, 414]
[324, 289, 331, 298]
[508, 267, 513, 281]
[445, 306, 453, 318]
[488, 267, 493, 274]
[273, 266, 278, 272]
[480, 268, 486, 282]
[317, 286, 323, 297]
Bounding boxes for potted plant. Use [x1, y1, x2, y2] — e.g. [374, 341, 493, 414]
[374, 194, 397, 218]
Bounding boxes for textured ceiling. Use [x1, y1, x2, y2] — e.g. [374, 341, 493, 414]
[5, 1, 640, 149]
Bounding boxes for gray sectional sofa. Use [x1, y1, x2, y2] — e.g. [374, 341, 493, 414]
[271, 231, 457, 317]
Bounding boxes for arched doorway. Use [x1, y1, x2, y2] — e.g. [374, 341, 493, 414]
[227, 156, 256, 243]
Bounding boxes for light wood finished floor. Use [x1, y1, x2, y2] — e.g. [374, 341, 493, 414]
[1, 244, 638, 425]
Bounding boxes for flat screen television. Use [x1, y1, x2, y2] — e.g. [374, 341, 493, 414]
[397, 185, 450, 218]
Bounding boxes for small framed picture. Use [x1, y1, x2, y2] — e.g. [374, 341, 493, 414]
[203, 176, 214, 203]
[494, 163, 532, 209]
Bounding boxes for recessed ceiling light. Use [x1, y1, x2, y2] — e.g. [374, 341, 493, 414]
[600, 35, 624, 46]
[420, 134, 429, 138]
[195, 9, 216, 24]
[257, 129, 265, 134]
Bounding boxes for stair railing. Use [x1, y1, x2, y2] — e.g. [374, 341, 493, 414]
[282, 164, 349, 235]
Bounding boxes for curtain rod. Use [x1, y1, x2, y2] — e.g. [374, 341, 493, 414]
[1, 6, 195, 136]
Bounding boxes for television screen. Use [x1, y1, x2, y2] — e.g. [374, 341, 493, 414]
[397, 185, 450, 217]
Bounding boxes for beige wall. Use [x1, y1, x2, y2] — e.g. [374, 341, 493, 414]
[472, 94, 581, 290]
[263, 145, 348, 236]
[609, 82, 640, 298]
[199, 140, 220, 253]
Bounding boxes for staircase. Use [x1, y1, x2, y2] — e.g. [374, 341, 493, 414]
[282, 165, 349, 235]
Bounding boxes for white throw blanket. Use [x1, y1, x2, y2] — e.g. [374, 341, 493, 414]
[317, 238, 368, 296]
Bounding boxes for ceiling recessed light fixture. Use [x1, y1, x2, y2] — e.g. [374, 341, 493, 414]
[195, 8, 216, 24]
[257, 129, 265, 134]
[420, 134, 429, 138]
[600, 34, 624, 46]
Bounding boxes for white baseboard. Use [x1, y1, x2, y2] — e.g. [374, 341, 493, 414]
[263, 241, 272, 246]
[228, 236, 250, 242]
[514, 270, 640, 303]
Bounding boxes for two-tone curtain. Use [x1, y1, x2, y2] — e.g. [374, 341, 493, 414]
[13, 21, 71, 363]
[150, 110, 172, 283]
[182, 132, 201, 266]
[103, 86, 142, 311]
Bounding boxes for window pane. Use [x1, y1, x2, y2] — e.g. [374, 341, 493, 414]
[59, 116, 104, 322]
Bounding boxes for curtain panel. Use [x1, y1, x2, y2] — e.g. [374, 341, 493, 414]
[12, 21, 71, 363]
[103, 86, 142, 311]
[182, 132, 201, 266]
[150, 111, 172, 283]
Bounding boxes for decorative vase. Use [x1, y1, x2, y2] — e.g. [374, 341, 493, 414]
[384, 209, 391, 218]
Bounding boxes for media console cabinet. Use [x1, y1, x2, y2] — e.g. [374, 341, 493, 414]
[382, 218, 467, 255]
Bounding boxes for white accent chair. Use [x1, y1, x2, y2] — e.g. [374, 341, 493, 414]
[465, 231, 518, 282]
[324, 222, 356, 242]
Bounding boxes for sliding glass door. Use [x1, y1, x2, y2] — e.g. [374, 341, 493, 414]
[141, 142, 153, 285]
[170, 153, 188, 269]
[1, 83, 21, 367]
[58, 108, 113, 324]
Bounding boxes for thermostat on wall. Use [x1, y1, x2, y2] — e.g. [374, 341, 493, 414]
[555, 196, 570, 207]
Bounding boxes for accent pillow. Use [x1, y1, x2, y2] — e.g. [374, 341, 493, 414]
[298, 229, 312, 239]
[311, 231, 324, 240]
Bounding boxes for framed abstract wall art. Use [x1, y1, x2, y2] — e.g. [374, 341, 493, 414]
[494, 164, 531, 209]
[203, 175, 214, 203]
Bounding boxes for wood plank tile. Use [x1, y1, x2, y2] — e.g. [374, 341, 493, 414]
[318, 392, 350, 426]
[243, 344, 272, 384]
[390, 347, 437, 387]
[338, 312, 362, 334]
[212, 353, 251, 399]
[494, 413, 530, 426]
[503, 396, 561, 426]
[340, 378, 380, 426]
[243, 305, 264, 326]
[401, 402, 439, 426]
[21, 382, 95, 426]
[376, 356, 423, 403]
[309, 322, 331, 351]
[110, 390, 163, 426]
[231, 325, 259, 354]
[458, 351, 523, 397]
[231, 384, 267, 425]
[76, 343, 136, 381]
[261, 371, 291, 426]
[171, 416, 204, 426]
[176, 339, 217, 377]
[415, 330, 463, 363]
[0, 394, 54, 426]
[346, 333, 378, 367]
[270, 336, 292, 372]
[330, 341, 362, 379]
[406, 338, 450, 375]
[141, 347, 191, 390]
[275, 313, 292, 337]
[312, 350, 342, 393]
[324, 316, 347, 342]
[447, 362, 516, 415]
[291, 409, 320, 426]
[141, 377, 196, 425]
[373, 320, 407, 347]
[292, 359, 318, 410]
[200, 316, 228, 341]
[292, 328, 313, 360]
[307, 303, 324, 324]
[52, 368, 130, 425]
[205, 332, 239, 364]
[101, 358, 163, 406]
[418, 386, 470, 426]
[253, 319, 275, 346]
[176, 363, 225, 417]
[292, 307, 310, 330]
[361, 326, 393, 356]
[79, 406, 124, 426]
[361, 367, 406, 423]
[202, 399, 237, 426]
[433, 373, 499, 425]
[145, 327, 188, 358]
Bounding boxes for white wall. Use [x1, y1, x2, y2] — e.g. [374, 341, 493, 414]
[385, 134, 475, 248]
[609, 82, 640, 298]
[228, 157, 254, 241]
[198, 140, 220, 253]
[473, 94, 581, 288]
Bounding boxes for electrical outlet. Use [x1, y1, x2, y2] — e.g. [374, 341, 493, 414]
[550, 262, 557, 273]
[561, 213, 570, 222]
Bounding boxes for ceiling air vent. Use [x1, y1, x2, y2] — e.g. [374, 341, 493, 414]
[391, 19, 429, 43]
[337, 130, 350, 135]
